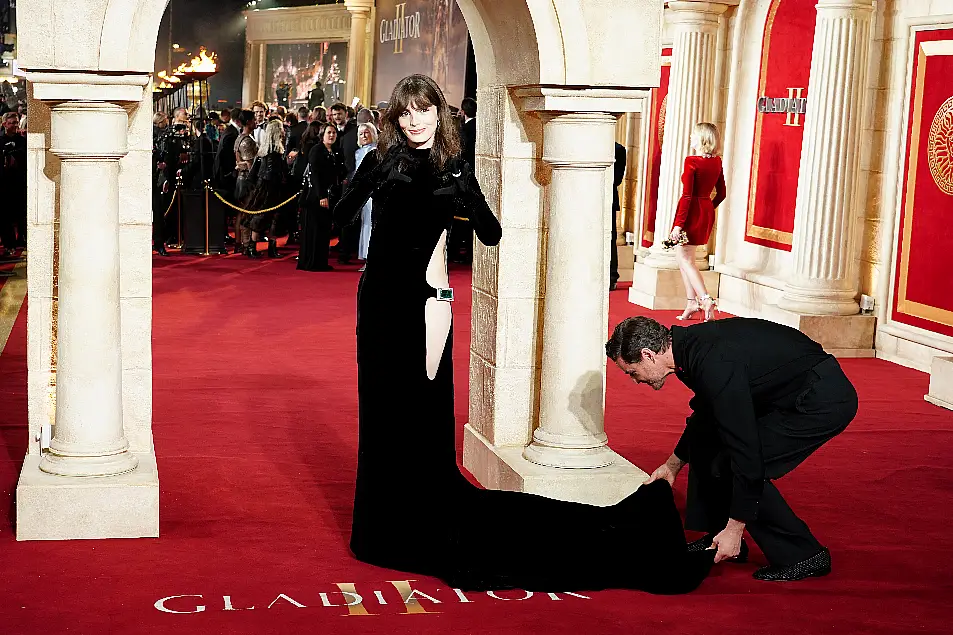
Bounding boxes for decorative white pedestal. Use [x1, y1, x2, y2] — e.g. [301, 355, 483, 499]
[925, 357, 953, 411]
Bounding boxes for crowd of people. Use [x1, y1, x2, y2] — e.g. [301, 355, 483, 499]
[151, 96, 480, 270]
[0, 105, 26, 273]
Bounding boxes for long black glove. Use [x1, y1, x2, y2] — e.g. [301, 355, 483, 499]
[452, 160, 502, 247]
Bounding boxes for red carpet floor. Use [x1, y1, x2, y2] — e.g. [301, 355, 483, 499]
[0, 250, 951, 634]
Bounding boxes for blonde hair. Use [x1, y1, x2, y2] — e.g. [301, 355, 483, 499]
[358, 122, 379, 145]
[692, 122, 720, 156]
[152, 112, 168, 127]
[258, 119, 285, 157]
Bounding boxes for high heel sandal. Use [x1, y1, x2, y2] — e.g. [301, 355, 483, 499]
[676, 298, 701, 321]
[700, 294, 718, 322]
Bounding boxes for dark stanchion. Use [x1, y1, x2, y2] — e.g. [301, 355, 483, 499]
[182, 184, 228, 256]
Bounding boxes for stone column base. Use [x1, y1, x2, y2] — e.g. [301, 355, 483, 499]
[16, 452, 159, 541]
[617, 244, 634, 284]
[462, 424, 648, 507]
[925, 357, 953, 411]
[627, 261, 721, 310]
[717, 274, 875, 357]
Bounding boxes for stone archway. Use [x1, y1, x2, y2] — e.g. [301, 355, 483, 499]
[14, 0, 664, 540]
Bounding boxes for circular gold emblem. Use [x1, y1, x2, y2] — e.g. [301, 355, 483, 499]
[928, 96, 953, 196]
[658, 95, 668, 148]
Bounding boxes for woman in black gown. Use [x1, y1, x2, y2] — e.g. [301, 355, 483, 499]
[334, 74, 713, 594]
[298, 123, 345, 271]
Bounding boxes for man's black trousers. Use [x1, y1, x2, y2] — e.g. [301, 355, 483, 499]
[684, 356, 858, 566]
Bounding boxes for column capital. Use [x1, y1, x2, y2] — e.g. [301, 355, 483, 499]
[26, 71, 149, 104]
[513, 86, 649, 115]
[815, 0, 875, 12]
[344, 0, 374, 15]
[541, 112, 617, 169]
[666, 1, 731, 28]
[49, 101, 130, 161]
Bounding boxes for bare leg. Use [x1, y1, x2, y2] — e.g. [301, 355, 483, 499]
[675, 244, 717, 320]
[676, 263, 699, 320]
[424, 229, 452, 380]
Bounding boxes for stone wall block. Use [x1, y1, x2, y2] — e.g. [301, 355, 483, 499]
[498, 296, 541, 369]
[500, 157, 547, 229]
[491, 366, 538, 447]
[119, 224, 153, 298]
[122, 368, 154, 454]
[118, 150, 154, 225]
[468, 353, 495, 441]
[120, 297, 152, 371]
[497, 227, 545, 300]
[471, 288, 499, 367]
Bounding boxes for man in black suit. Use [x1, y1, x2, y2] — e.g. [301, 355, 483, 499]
[607, 316, 857, 582]
[610, 142, 626, 291]
[213, 107, 240, 195]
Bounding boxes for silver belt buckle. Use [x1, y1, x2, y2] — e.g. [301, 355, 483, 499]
[436, 287, 454, 302]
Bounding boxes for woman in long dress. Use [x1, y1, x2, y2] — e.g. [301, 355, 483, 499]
[242, 119, 288, 259]
[354, 122, 378, 271]
[334, 74, 712, 593]
[298, 123, 345, 271]
[669, 122, 727, 322]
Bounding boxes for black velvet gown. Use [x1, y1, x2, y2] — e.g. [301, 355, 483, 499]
[334, 145, 713, 593]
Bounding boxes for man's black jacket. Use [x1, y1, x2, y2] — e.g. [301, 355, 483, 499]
[671, 318, 832, 523]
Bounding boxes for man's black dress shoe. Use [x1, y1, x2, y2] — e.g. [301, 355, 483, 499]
[753, 548, 831, 582]
[687, 534, 749, 563]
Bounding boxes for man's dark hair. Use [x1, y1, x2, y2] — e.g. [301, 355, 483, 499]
[230, 107, 242, 121]
[461, 97, 477, 118]
[330, 102, 347, 113]
[298, 106, 310, 119]
[605, 317, 671, 364]
[285, 112, 298, 125]
[346, 106, 356, 119]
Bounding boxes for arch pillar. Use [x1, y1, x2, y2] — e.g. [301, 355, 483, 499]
[463, 88, 652, 506]
[15, 72, 160, 541]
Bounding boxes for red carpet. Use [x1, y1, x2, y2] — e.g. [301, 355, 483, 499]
[0, 251, 950, 634]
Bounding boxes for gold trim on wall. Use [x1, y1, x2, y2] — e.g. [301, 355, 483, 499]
[897, 40, 953, 328]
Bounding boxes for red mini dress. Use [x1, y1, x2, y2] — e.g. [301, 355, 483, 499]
[672, 155, 727, 246]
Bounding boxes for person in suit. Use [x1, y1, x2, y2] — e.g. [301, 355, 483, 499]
[610, 142, 626, 291]
[308, 83, 326, 110]
[607, 316, 858, 582]
[334, 106, 371, 264]
[669, 122, 727, 321]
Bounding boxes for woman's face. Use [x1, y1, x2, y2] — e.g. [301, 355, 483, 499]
[359, 127, 374, 146]
[398, 100, 438, 149]
[323, 126, 337, 147]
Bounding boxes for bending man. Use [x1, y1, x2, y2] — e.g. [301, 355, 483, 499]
[606, 316, 857, 581]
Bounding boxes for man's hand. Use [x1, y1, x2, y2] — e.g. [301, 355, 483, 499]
[711, 519, 746, 563]
[644, 454, 687, 487]
[319, 198, 330, 209]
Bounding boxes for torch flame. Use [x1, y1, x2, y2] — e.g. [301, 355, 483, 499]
[157, 71, 181, 84]
[186, 47, 218, 72]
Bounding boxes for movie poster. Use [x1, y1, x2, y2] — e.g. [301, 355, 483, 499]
[265, 42, 349, 109]
[373, 0, 469, 108]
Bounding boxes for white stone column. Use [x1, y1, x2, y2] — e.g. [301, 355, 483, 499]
[643, 1, 728, 270]
[778, 0, 874, 315]
[345, 0, 373, 105]
[523, 113, 617, 469]
[39, 102, 138, 478]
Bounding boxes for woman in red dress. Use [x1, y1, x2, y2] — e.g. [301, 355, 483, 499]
[669, 122, 726, 321]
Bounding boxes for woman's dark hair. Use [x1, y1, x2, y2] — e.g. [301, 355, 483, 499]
[319, 122, 338, 145]
[237, 109, 255, 129]
[605, 317, 671, 364]
[299, 121, 323, 156]
[377, 74, 461, 171]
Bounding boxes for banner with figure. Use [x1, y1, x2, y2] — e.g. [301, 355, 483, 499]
[372, 0, 469, 108]
[265, 42, 349, 110]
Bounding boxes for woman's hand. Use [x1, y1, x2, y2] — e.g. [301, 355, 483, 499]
[320, 198, 330, 209]
[670, 226, 683, 242]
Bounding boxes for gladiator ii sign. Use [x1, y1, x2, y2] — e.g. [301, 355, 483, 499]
[757, 87, 808, 127]
[372, 0, 468, 108]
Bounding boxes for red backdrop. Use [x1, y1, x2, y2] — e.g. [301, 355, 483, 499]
[641, 48, 671, 248]
[744, 0, 817, 251]
[892, 29, 953, 338]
